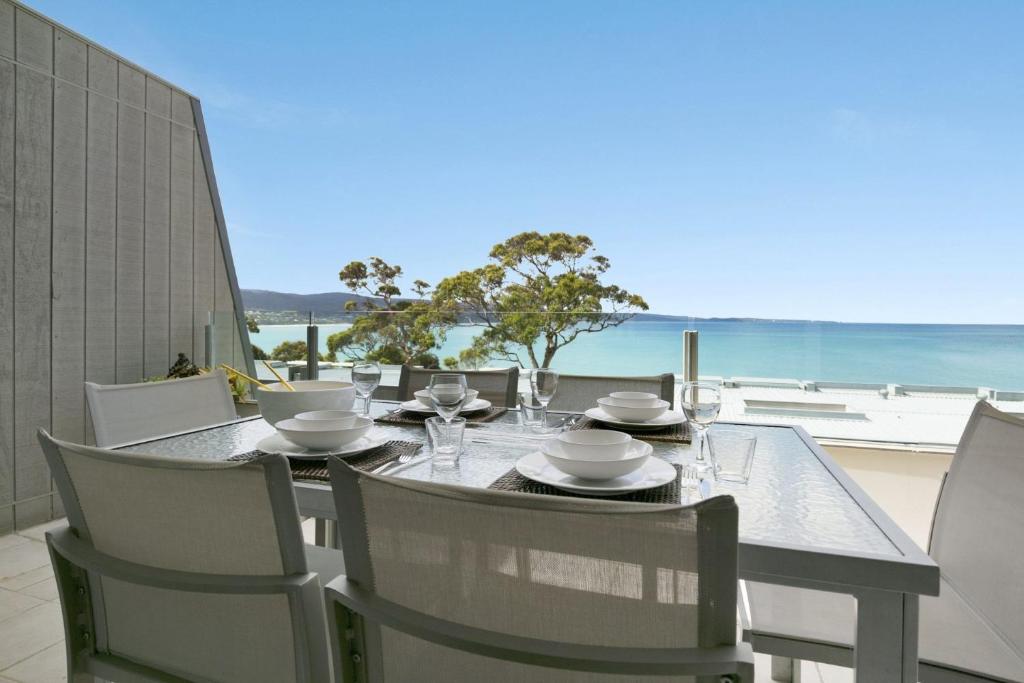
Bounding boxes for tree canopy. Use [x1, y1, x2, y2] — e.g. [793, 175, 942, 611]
[433, 231, 647, 368]
[327, 257, 452, 368]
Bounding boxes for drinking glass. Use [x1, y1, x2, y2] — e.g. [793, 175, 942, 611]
[680, 381, 722, 470]
[351, 362, 382, 415]
[518, 392, 544, 429]
[428, 373, 468, 423]
[426, 416, 466, 465]
[708, 429, 757, 484]
[530, 368, 559, 425]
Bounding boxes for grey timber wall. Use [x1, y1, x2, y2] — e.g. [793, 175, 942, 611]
[0, 0, 254, 531]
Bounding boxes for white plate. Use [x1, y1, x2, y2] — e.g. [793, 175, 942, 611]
[584, 407, 686, 430]
[515, 451, 676, 496]
[398, 398, 492, 414]
[255, 431, 387, 460]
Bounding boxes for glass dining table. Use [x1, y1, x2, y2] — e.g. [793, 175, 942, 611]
[121, 401, 939, 682]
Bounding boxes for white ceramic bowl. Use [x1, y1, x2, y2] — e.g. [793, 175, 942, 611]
[275, 415, 372, 451]
[597, 397, 669, 423]
[294, 409, 358, 429]
[555, 429, 633, 460]
[542, 439, 650, 480]
[256, 380, 356, 426]
[414, 388, 479, 407]
[608, 391, 661, 408]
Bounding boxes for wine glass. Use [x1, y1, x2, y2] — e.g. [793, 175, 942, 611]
[429, 374, 469, 455]
[352, 362, 382, 415]
[428, 373, 468, 424]
[530, 368, 559, 427]
[680, 381, 722, 470]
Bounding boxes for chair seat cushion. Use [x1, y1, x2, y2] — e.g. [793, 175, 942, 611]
[745, 578, 1024, 683]
[304, 544, 346, 583]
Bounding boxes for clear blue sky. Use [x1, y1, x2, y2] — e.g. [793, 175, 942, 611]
[31, 1, 1024, 324]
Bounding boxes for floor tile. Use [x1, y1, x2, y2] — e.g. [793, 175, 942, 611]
[0, 542, 51, 586]
[0, 566, 53, 593]
[16, 520, 67, 544]
[0, 536, 30, 553]
[1, 642, 66, 683]
[0, 603, 63, 670]
[0, 589, 45, 624]
[19, 578, 57, 603]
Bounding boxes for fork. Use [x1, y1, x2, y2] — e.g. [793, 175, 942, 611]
[372, 449, 418, 475]
[680, 464, 703, 504]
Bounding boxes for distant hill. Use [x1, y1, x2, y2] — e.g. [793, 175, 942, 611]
[241, 289, 828, 324]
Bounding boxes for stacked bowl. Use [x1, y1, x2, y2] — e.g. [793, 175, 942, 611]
[541, 430, 650, 480]
[273, 409, 373, 451]
[595, 391, 669, 423]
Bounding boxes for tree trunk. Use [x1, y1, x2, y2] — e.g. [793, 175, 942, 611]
[527, 345, 541, 369]
[541, 344, 558, 369]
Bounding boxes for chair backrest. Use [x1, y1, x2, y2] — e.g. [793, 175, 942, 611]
[327, 459, 741, 681]
[929, 401, 1024, 652]
[85, 370, 237, 447]
[546, 372, 675, 412]
[38, 430, 330, 683]
[397, 366, 520, 408]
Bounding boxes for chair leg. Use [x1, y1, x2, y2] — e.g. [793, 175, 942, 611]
[771, 656, 801, 682]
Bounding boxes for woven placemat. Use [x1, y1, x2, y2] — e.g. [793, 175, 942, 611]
[376, 406, 507, 426]
[488, 464, 682, 503]
[228, 440, 422, 482]
[570, 416, 691, 444]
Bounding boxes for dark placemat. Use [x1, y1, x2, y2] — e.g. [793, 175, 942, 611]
[489, 464, 683, 503]
[228, 440, 422, 482]
[376, 406, 507, 426]
[570, 415, 691, 444]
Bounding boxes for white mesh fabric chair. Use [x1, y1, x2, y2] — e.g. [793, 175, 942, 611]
[38, 429, 337, 683]
[546, 372, 675, 412]
[324, 459, 754, 682]
[396, 366, 520, 407]
[85, 369, 237, 447]
[743, 401, 1024, 682]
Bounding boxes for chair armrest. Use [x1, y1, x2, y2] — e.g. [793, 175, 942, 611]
[325, 575, 754, 678]
[46, 527, 315, 595]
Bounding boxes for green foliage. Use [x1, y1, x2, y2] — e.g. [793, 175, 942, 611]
[245, 315, 260, 334]
[271, 340, 324, 362]
[251, 344, 268, 360]
[328, 257, 453, 368]
[433, 231, 648, 369]
[167, 353, 201, 379]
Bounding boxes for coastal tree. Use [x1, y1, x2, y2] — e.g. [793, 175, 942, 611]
[271, 340, 324, 362]
[326, 257, 453, 368]
[433, 231, 648, 369]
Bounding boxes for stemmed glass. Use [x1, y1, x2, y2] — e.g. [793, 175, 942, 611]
[680, 381, 722, 471]
[429, 374, 469, 452]
[352, 362, 382, 416]
[530, 368, 559, 427]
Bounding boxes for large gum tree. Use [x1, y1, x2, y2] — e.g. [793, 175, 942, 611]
[433, 232, 648, 369]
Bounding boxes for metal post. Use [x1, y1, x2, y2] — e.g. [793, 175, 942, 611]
[683, 330, 699, 382]
[306, 312, 319, 380]
[204, 324, 213, 369]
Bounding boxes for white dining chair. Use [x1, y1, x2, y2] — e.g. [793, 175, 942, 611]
[38, 429, 343, 683]
[545, 372, 676, 412]
[323, 458, 754, 682]
[85, 369, 237, 447]
[742, 400, 1024, 682]
[396, 366, 520, 407]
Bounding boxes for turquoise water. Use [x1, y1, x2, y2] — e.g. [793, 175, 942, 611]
[249, 320, 1024, 390]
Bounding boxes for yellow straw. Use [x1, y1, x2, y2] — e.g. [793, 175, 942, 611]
[218, 364, 273, 391]
[262, 360, 295, 391]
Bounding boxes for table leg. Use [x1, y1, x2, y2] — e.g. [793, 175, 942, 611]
[314, 518, 339, 548]
[854, 589, 918, 682]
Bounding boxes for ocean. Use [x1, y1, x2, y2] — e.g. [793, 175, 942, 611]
[248, 320, 1024, 391]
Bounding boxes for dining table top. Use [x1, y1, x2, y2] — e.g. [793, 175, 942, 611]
[119, 400, 939, 597]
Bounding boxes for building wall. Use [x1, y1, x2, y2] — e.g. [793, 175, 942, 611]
[0, 0, 253, 531]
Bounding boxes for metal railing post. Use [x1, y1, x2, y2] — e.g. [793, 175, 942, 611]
[683, 330, 699, 382]
[306, 315, 319, 381]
